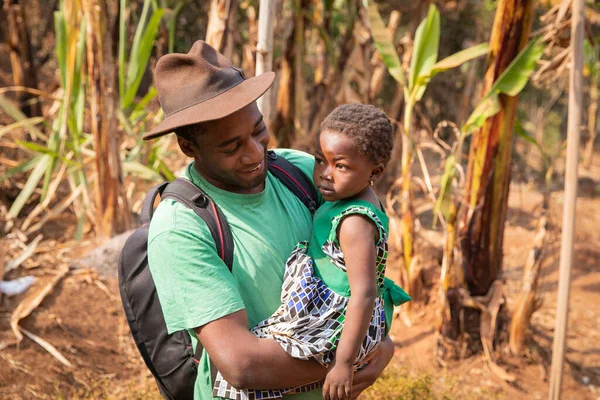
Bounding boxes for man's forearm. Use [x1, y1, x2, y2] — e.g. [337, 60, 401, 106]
[236, 337, 327, 389]
[196, 310, 326, 390]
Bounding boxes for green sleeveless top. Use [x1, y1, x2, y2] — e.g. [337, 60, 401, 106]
[307, 199, 410, 332]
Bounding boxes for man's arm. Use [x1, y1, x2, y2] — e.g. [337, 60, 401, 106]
[195, 310, 327, 389]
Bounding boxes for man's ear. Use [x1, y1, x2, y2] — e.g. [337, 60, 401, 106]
[177, 136, 196, 158]
[370, 163, 385, 183]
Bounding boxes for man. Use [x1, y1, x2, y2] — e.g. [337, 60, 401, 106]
[145, 40, 394, 399]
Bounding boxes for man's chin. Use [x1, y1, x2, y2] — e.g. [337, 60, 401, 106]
[239, 170, 268, 191]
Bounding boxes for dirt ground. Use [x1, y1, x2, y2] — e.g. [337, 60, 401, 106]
[1, 156, 599, 399]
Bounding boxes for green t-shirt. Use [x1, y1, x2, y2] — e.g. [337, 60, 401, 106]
[147, 149, 323, 400]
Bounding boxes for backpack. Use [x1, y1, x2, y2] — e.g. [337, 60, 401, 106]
[118, 150, 317, 400]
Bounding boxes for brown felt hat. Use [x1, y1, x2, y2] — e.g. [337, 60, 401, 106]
[143, 40, 275, 140]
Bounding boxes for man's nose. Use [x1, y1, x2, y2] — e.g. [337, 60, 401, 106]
[241, 137, 264, 164]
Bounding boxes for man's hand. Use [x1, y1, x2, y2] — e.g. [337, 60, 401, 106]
[350, 336, 394, 399]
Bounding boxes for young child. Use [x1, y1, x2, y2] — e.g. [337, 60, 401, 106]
[213, 104, 410, 400]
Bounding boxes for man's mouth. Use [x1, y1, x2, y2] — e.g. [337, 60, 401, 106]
[241, 161, 264, 174]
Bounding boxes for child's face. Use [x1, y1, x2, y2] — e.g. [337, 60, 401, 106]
[313, 129, 380, 201]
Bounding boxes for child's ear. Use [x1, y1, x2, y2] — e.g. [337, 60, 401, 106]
[370, 163, 385, 182]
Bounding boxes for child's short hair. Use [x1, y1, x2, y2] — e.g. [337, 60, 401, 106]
[318, 104, 394, 165]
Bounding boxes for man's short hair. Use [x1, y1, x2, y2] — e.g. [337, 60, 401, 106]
[175, 123, 204, 144]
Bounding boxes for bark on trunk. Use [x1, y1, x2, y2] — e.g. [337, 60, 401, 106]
[583, 75, 598, 169]
[205, 0, 237, 54]
[255, 0, 275, 121]
[460, 0, 535, 296]
[3, 0, 41, 117]
[82, 0, 131, 238]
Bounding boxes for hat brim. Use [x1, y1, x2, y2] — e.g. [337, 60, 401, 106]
[143, 71, 276, 141]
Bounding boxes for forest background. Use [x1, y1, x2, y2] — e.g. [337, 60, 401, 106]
[0, 0, 599, 399]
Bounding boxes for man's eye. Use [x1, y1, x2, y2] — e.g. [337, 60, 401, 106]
[315, 158, 324, 165]
[223, 143, 241, 154]
[252, 125, 266, 136]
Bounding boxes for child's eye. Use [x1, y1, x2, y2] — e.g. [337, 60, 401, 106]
[336, 163, 347, 170]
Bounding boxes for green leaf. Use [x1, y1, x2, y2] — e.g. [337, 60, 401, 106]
[16, 140, 60, 157]
[461, 39, 545, 134]
[157, 159, 176, 181]
[129, 0, 152, 71]
[70, 19, 87, 108]
[426, 43, 488, 81]
[490, 39, 545, 96]
[433, 154, 456, 225]
[119, 0, 128, 106]
[123, 8, 165, 110]
[0, 96, 47, 140]
[8, 155, 51, 219]
[0, 155, 41, 183]
[123, 160, 164, 181]
[54, 11, 66, 88]
[409, 4, 440, 94]
[462, 95, 501, 134]
[413, 42, 488, 102]
[366, 2, 406, 87]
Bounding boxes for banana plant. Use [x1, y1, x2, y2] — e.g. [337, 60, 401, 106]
[367, 2, 488, 280]
[434, 38, 546, 224]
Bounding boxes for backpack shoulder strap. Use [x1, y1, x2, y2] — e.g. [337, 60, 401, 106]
[267, 150, 318, 215]
[160, 178, 234, 272]
[140, 182, 170, 225]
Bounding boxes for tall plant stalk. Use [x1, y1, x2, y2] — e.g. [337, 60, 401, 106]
[83, 0, 131, 238]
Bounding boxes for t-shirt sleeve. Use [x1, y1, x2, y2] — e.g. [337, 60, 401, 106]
[272, 148, 324, 207]
[147, 203, 245, 335]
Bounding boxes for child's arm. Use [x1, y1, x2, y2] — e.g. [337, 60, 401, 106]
[323, 215, 379, 399]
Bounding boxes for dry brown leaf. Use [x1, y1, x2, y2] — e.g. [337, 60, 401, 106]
[4, 234, 43, 274]
[10, 263, 69, 342]
[20, 327, 73, 368]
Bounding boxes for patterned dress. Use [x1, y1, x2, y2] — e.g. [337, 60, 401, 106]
[212, 200, 410, 400]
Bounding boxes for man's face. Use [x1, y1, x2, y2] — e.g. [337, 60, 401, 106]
[178, 103, 270, 194]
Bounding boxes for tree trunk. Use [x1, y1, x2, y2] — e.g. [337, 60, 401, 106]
[269, 20, 295, 148]
[205, 0, 237, 54]
[255, 0, 275, 121]
[583, 74, 598, 169]
[3, 0, 41, 117]
[292, 0, 307, 138]
[459, 0, 535, 297]
[82, 0, 131, 239]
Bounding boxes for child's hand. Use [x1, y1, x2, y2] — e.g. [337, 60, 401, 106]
[323, 360, 353, 400]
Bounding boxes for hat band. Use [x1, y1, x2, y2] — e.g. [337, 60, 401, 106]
[159, 66, 246, 117]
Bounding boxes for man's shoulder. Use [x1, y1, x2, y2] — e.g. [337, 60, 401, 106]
[147, 196, 211, 244]
[271, 148, 315, 182]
